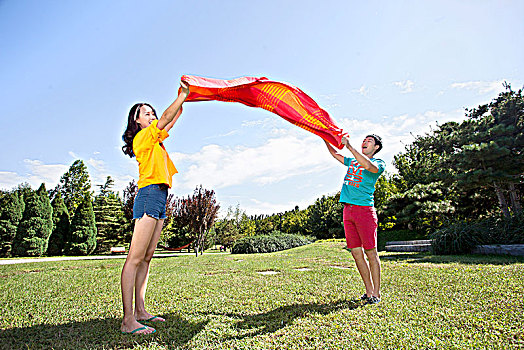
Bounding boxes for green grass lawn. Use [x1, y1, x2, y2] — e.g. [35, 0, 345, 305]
[1, 242, 523, 349]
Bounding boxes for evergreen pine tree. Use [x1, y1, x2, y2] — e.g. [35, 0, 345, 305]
[64, 195, 97, 255]
[444, 85, 523, 217]
[12, 184, 53, 257]
[0, 190, 24, 257]
[53, 160, 92, 214]
[47, 192, 70, 256]
[93, 176, 126, 252]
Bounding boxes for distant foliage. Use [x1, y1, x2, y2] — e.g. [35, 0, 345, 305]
[64, 196, 97, 255]
[213, 205, 254, 248]
[305, 194, 343, 239]
[46, 192, 70, 256]
[231, 232, 311, 254]
[12, 184, 53, 257]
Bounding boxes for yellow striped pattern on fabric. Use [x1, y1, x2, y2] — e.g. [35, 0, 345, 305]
[257, 83, 330, 131]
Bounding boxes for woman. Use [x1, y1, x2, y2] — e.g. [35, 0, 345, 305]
[120, 81, 190, 335]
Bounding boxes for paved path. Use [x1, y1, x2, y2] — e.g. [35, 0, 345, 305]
[0, 252, 196, 265]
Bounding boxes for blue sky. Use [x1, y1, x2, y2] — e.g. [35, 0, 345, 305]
[1, 0, 522, 215]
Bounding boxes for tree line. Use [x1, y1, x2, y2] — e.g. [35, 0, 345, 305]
[0, 161, 128, 257]
[161, 85, 523, 251]
[0, 85, 522, 257]
[0, 161, 221, 257]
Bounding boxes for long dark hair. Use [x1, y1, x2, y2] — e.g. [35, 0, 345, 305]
[122, 103, 157, 158]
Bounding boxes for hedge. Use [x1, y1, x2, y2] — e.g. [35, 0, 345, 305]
[231, 232, 311, 254]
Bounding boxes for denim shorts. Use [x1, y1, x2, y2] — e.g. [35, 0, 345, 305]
[133, 184, 168, 220]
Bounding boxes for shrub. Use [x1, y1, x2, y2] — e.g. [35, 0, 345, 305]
[232, 232, 311, 254]
[430, 222, 480, 255]
[430, 212, 524, 255]
[493, 211, 523, 243]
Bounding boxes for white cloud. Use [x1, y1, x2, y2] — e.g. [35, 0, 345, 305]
[241, 117, 275, 128]
[23, 160, 69, 187]
[355, 85, 369, 96]
[111, 174, 136, 195]
[393, 80, 415, 93]
[0, 160, 69, 191]
[68, 151, 79, 159]
[0, 171, 27, 190]
[241, 197, 314, 216]
[450, 80, 506, 95]
[85, 158, 133, 194]
[171, 132, 333, 192]
[204, 130, 239, 140]
[86, 158, 106, 173]
[319, 93, 339, 101]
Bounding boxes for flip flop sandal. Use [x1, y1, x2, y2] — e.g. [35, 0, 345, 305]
[140, 316, 165, 323]
[121, 326, 156, 335]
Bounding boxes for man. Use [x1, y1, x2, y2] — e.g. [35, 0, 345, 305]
[324, 134, 385, 304]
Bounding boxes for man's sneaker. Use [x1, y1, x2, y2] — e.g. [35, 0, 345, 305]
[360, 293, 370, 301]
[366, 296, 381, 305]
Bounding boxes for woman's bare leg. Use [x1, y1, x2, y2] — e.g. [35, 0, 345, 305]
[120, 215, 158, 334]
[134, 218, 166, 322]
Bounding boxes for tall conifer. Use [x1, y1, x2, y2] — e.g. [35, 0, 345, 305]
[53, 160, 92, 214]
[12, 184, 53, 257]
[47, 192, 70, 256]
[0, 190, 24, 257]
[64, 195, 97, 255]
[93, 176, 126, 252]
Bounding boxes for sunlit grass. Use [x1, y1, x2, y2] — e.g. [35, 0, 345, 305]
[1, 242, 523, 349]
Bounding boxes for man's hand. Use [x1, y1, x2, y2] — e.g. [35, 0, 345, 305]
[179, 81, 190, 97]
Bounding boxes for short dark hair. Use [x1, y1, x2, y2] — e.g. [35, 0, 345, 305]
[366, 134, 383, 154]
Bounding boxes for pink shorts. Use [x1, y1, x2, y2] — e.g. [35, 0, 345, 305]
[343, 204, 378, 250]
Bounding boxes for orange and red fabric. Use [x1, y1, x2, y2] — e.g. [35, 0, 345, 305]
[180, 75, 346, 149]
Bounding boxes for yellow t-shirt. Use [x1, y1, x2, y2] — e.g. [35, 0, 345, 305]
[133, 120, 178, 189]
